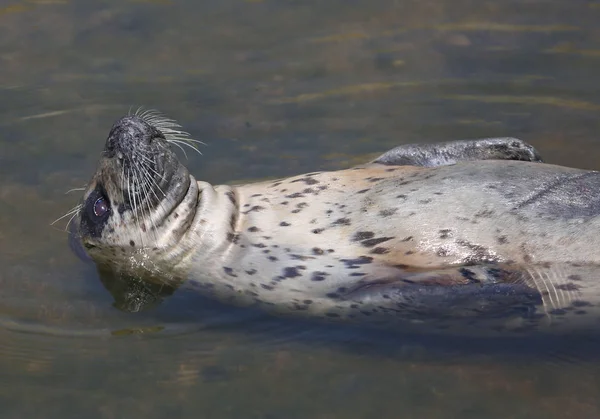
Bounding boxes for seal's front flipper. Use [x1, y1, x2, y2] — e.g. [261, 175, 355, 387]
[371, 138, 543, 167]
[337, 265, 546, 333]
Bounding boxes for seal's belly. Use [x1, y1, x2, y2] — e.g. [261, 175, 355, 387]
[184, 160, 600, 336]
[236, 160, 600, 274]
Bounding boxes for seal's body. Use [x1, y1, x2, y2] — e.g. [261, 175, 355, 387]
[71, 111, 600, 336]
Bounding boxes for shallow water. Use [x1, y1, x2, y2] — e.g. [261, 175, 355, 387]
[3, 0, 600, 417]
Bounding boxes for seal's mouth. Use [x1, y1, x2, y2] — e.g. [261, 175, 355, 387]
[73, 110, 202, 260]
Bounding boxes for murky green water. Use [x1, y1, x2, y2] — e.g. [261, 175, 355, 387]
[3, 0, 600, 417]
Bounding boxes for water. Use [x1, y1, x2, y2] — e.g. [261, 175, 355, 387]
[2, 0, 600, 417]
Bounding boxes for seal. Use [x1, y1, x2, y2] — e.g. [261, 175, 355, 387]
[68, 110, 600, 337]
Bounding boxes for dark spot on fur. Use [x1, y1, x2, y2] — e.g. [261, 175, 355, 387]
[223, 267, 237, 277]
[401, 236, 413, 242]
[368, 177, 384, 183]
[459, 268, 479, 283]
[268, 256, 278, 261]
[283, 267, 301, 278]
[341, 256, 373, 268]
[290, 254, 314, 261]
[419, 199, 432, 204]
[439, 229, 452, 239]
[252, 243, 267, 248]
[280, 221, 291, 227]
[549, 309, 567, 316]
[475, 209, 495, 218]
[312, 228, 325, 234]
[291, 177, 320, 185]
[248, 226, 260, 232]
[261, 284, 274, 290]
[370, 247, 389, 254]
[242, 205, 265, 214]
[129, 240, 135, 247]
[497, 235, 508, 244]
[226, 233, 240, 243]
[311, 271, 328, 281]
[225, 191, 236, 206]
[312, 247, 324, 255]
[456, 239, 500, 264]
[361, 237, 394, 247]
[379, 208, 397, 217]
[245, 269, 257, 275]
[396, 194, 407, 199]
[280, 201, 289, 205]
[568, 274, 583, 281]
[285, 192, 305, 199]
[325, 312, 340, 318]
[436, 248, 450, 257]
[352, 231, 375, 241]
[357, 189, 370, 194]
[556, 283, 580, 291]
[332, 218, 351, 226]
[251, 193, 262, 197]
[326, 293, 340, 299]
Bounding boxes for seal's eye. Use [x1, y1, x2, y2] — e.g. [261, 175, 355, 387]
[93, 197, 109, 218]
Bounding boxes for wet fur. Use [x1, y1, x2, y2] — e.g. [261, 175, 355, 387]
[70, 112, 600, 337]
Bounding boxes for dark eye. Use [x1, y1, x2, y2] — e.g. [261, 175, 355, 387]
[93, 197, 109, 217]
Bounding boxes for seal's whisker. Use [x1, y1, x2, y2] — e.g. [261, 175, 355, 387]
[51, 204, 82, 229]
[168, 139, 189, 160]
[65, 211, 80, 232]
[137, 152, 167, 183]
[137, 167, 157, 243]
[131, 168, 146, 248]
[169, 139, 203, 156]
[65, 186, 87, 195]
[140, 168, 164, 244]
[139, 160, 166, 198]
[133, 107, 205, 154]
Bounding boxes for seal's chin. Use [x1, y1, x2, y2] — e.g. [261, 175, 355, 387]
[75, 114, 200, 278]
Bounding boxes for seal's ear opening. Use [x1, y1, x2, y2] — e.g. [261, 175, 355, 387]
[96, 266, 177, 313]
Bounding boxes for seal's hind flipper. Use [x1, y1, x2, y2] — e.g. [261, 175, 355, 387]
[370, 138, 543, 167]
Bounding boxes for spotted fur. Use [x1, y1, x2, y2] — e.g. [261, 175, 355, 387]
[71, 113, 600, 337]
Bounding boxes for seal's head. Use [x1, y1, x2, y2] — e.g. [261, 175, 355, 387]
[73, 110, 201, 279]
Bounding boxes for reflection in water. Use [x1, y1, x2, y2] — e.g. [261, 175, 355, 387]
[2, 0, 600, 417]
[97, 267, 177, 314]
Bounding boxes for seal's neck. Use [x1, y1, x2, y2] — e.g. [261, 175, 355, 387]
[173, 179, 240, 271]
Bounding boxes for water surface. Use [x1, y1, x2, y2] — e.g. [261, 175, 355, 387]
[2, 0, 600, 417]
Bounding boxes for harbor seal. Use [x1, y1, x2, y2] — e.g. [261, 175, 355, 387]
[68, 110, 600, 337]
